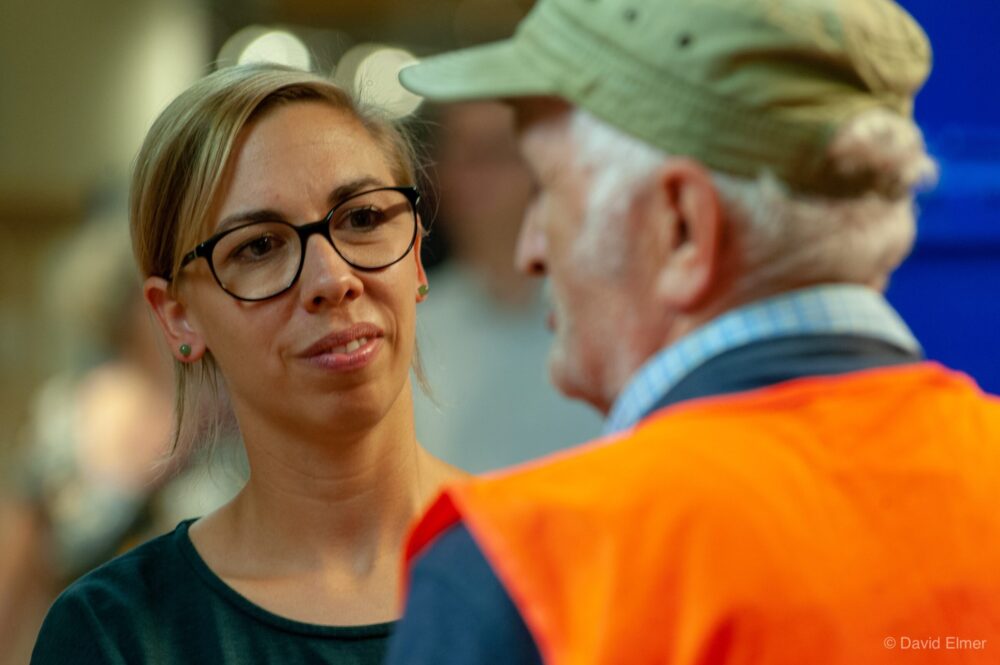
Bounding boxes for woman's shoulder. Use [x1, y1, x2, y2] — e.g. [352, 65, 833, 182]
[66, 519, 193, 600]
[30, 520, 197, 665]
[32, 517, 397, 664]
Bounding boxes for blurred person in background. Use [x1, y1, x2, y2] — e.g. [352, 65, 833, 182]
[0, 207, 240, 665]
[388, 0, 1000, 662]
[30, 63, 464, 665]
[414, 101, 601, 472]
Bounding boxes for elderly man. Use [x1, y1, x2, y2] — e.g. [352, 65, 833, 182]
[387, 0, 1000, 662]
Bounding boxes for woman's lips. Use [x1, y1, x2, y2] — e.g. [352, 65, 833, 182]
[305, 336, 382, 372]
[299, 323, 384, 372]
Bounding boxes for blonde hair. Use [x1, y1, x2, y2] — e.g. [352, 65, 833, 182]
[130, 63, 425, 460]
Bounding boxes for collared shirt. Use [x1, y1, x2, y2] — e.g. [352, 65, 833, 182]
[604, 284, 921, 435]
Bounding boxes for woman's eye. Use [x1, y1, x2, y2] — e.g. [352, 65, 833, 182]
[343, 207, 385, 231]
[234, 233, 283, 260]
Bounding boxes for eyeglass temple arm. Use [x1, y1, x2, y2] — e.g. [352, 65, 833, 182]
[166, 247, 203, 280]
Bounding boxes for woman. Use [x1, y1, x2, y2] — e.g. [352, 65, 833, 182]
[31, 64, 465, 664]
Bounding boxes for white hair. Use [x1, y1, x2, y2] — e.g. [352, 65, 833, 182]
[567, 110, 668, 275]
[568, 107, 938, 294]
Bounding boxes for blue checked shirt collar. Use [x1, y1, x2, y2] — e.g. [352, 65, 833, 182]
[603, 284, 921, 435]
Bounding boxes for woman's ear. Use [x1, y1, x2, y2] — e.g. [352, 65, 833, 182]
[653, 158, 723, 311]
[144, 276, 206, 362]
[413, 221, 429, 302]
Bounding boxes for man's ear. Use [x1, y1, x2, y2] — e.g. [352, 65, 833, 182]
[413, 221, 429, 302]
[144, 276, 207, 362]
[654, 158, 723, 311]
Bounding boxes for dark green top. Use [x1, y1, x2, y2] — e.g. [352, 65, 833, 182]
[30, 519, 393, 664]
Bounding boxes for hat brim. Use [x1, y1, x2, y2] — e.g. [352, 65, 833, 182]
[399, 39, 557, 103]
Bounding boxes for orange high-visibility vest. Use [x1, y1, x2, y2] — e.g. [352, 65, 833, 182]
[407, 364, 1000, 664]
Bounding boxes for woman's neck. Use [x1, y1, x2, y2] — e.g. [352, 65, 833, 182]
[189, 387, 463, 623]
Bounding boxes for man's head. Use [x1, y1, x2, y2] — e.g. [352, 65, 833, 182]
[401, 0, 936, 412]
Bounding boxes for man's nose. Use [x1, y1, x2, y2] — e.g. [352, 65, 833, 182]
[514, 206, 547, 277]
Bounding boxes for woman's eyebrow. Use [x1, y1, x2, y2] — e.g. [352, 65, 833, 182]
[215, 208, 286, 233]
[214, 176, 389, 232]
[326, 176, 386, 207]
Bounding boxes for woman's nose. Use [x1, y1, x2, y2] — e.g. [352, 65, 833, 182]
[297, 235, 364, 311]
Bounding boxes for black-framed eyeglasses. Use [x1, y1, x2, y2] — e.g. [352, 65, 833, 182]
[174, 186, 420, 302]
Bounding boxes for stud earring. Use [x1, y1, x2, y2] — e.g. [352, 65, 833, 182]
[179, 343, 192, 358]
[417, 284, 429, 298]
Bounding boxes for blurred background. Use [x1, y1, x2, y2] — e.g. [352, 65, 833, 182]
[0, 0, 997, 662]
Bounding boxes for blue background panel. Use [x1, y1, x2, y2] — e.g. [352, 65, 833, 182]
[885, 1, 999, 393]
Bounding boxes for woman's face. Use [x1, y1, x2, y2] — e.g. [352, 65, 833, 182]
[176, 101, 426, 440]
